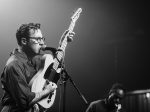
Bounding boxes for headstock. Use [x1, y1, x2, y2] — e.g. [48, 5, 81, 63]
[59, 8, 82, 45]
[71, 8, 82, 23]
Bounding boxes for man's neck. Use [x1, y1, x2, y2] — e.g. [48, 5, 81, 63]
[18, 46, 36, 60]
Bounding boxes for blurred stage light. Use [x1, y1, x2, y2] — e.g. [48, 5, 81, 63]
[146, 93, 150, 98]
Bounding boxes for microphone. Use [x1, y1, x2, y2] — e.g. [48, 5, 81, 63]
[40, 44, 47, 51]
[41, 45, 57, 54]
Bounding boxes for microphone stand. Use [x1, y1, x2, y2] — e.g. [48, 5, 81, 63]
[42, 48, 88, 111]
[60, 68, 88, 112]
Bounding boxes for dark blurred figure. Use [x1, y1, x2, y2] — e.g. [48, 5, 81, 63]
[86, 83, 125, 112]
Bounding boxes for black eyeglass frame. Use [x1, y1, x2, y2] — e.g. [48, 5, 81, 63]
[29, 37, 45, 42]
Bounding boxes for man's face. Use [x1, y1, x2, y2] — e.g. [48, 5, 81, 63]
[27, 29, 45, 54]
[108, 89, 124, 105]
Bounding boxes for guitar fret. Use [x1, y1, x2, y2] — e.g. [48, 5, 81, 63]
[53, 59, 59, 70]
[59, 52, 63, 58]
[69, 21, 75, 32]
[61, 40, 67, 50]
[64, 42, 67, 49]
[61, 45, 65, 51]
[57, 52, 61, 60]
[57, 52, 63, 61]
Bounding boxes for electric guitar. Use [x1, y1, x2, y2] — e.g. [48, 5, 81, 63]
[29, 8, 82, 109]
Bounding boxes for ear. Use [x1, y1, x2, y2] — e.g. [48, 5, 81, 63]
[21, 38, 27, 45]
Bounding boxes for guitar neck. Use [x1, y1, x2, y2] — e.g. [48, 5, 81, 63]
[52, 8, 82, 70]
[59, 20, 75, 51]
[53, 21, 76, 70]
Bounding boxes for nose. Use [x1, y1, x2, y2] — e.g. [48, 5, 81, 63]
[39, 39, 45, 46]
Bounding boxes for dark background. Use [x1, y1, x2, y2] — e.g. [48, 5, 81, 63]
[0, 0, 149, 112]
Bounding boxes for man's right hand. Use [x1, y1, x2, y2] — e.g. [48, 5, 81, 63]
[30, 82, 57, 105]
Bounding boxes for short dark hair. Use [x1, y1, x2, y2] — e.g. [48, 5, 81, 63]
[16, 23, 40, 46]
[109, 83, 125, 98]
[110, 83, 124, 92]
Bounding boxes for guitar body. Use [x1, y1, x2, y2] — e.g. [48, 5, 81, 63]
[31, 54, 57, 108]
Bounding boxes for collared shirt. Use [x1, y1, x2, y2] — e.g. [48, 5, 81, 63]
[1, 48, 42, 112]
[86, 99, 125, 112]
[86, 100, 108, 112]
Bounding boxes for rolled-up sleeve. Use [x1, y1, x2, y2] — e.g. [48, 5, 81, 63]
[4, 62, 35, 109]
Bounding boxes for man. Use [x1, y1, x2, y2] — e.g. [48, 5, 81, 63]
[86, 83, 125, 112]
[0, 23, 74, 112]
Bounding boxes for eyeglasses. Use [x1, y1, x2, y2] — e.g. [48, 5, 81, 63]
[30, 37, 45, 43]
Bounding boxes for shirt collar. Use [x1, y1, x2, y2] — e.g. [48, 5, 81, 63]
[11, 48, 29, 61]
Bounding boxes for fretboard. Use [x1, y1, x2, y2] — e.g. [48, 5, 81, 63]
[53, 21, 75, 71]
